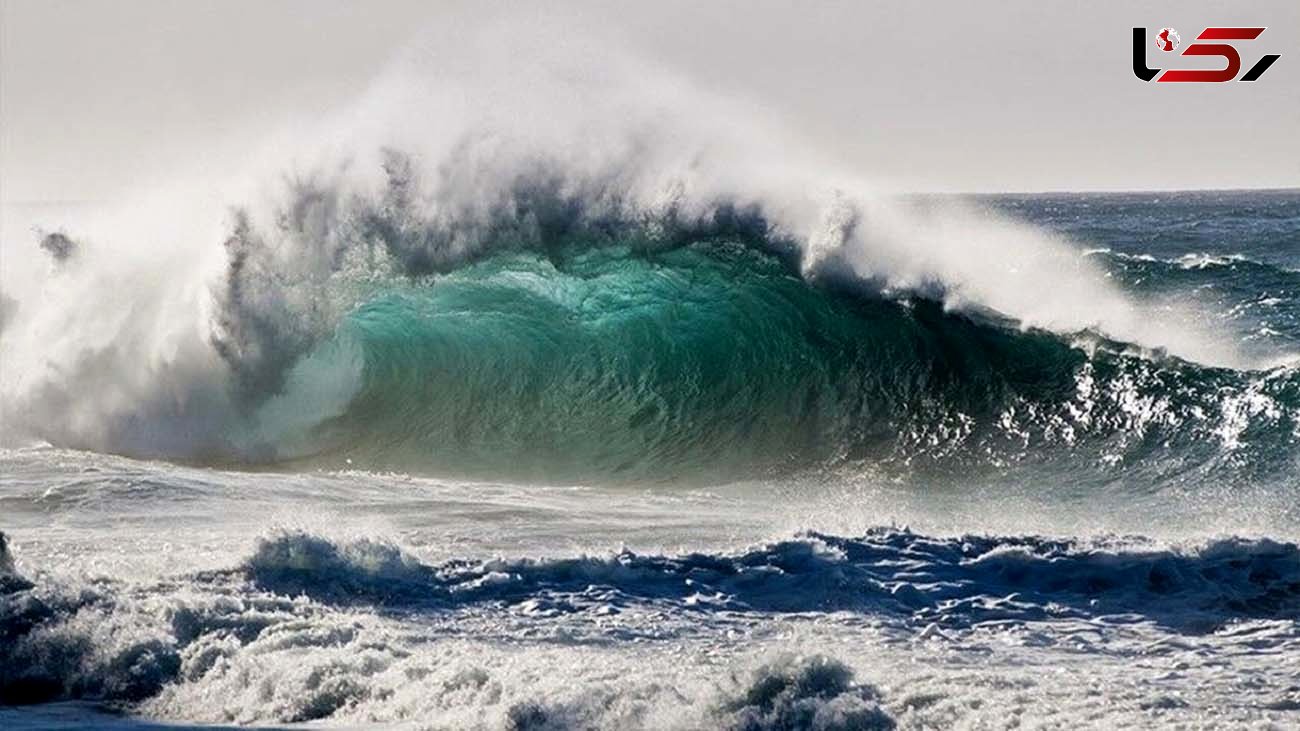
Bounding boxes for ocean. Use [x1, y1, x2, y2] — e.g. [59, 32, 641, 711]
[2, 185, 1299, 729]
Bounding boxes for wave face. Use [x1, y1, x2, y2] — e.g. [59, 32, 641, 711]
[238, 226, 1297, 484]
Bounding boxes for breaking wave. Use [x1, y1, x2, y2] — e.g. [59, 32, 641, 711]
[1, 22, 1295, 485]
[5, 179, 1299, 484]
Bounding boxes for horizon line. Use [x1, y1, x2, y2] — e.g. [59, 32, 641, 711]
[3, 186, 1298, 208]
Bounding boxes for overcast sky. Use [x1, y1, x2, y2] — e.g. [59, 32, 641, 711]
[2, 0, 1298, 202]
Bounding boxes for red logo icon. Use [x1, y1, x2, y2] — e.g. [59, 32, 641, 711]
[1133, 27, 1280, 82]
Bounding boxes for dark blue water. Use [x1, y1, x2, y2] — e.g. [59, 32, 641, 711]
[988, 190, 1300, 350]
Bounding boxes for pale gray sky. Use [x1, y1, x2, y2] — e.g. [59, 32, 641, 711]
[2, 0, 1298, 202]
